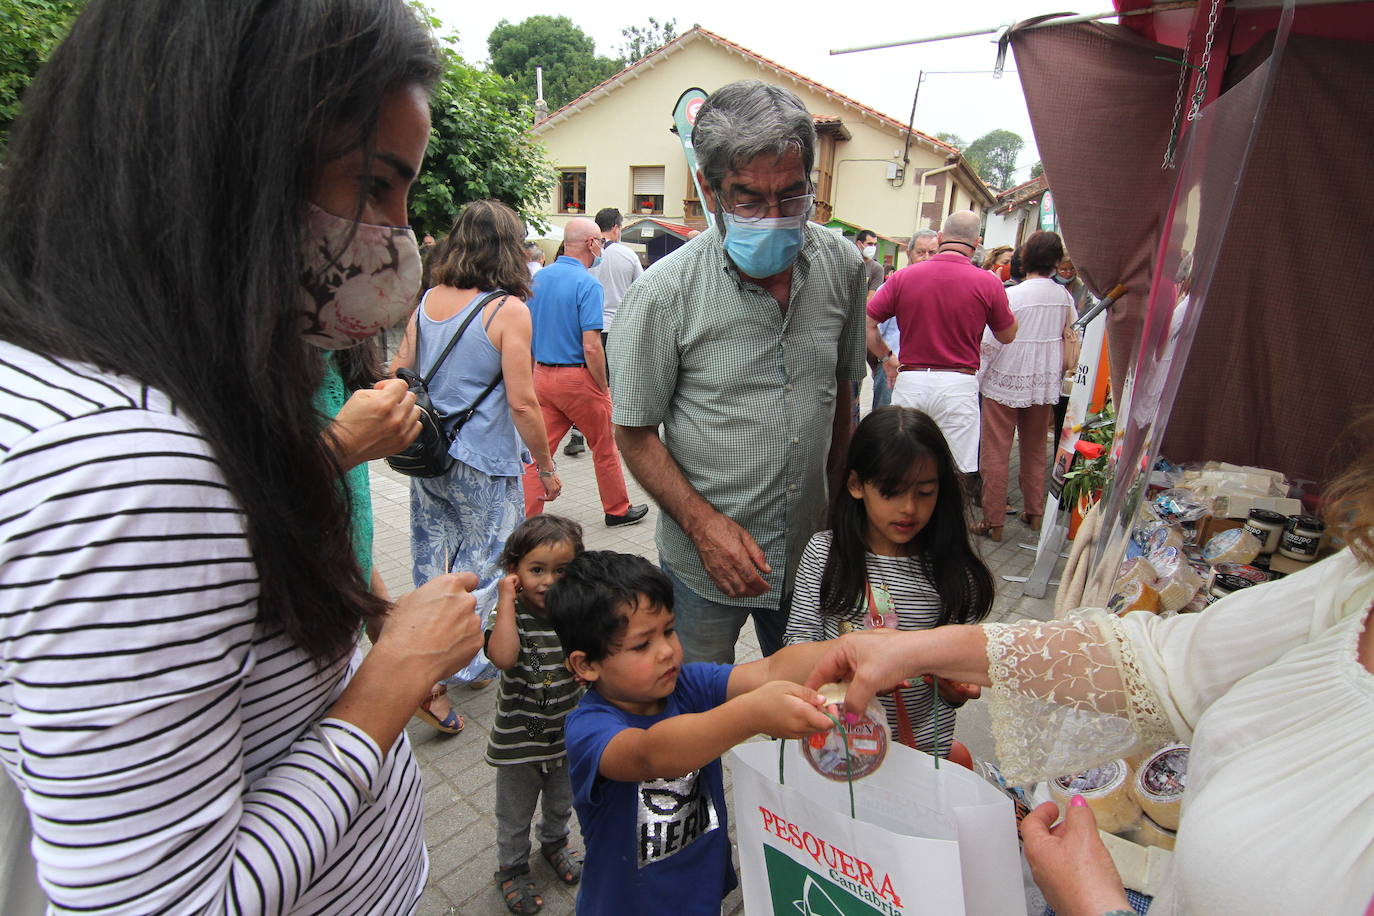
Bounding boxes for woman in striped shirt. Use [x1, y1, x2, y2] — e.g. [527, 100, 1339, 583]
[0, 1, 483, 912]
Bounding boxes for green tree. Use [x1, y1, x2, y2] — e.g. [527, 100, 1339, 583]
[487, 16, 620, 111]
[934, 131, 965, 150]
[412, 59, 555, 238]
[0, 0, 84, 147]
[963, 129, 1024, 190]
[1030, 161, 1044, 179]
[615, 17, 677, 64]
[405, 4, 555, 236]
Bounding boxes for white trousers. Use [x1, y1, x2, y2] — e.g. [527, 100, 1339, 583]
[891, 370, 981, 473]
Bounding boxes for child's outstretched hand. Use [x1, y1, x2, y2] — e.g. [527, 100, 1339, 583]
[746, 681, 834, 739]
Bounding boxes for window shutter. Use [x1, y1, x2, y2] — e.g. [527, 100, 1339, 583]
[632, 167, 665, 195]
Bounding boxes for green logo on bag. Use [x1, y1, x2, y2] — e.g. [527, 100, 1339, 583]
[763, 846, 898, 916]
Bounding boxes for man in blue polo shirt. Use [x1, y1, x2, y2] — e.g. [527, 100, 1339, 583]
[522, 217, 647, 526]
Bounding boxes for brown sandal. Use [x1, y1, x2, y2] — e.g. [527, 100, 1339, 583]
[971, 521, 1003, 542]
[1018, 512, 1043, 531]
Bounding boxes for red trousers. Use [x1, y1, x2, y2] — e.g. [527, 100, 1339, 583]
[978, 398, 1053, 527]
[522, 365, 631, 518]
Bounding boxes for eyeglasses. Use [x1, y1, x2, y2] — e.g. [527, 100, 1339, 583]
[723, 192, 815, 223]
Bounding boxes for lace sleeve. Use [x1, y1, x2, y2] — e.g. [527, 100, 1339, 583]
[984, 612, 1176, 785]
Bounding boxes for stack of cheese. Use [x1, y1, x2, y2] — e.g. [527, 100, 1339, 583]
[1049, 745, 1188, 852]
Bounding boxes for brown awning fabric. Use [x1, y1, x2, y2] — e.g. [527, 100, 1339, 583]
[1158, 35, 1373, 486]
[1016, 24, 1373, 487]
[1012, 22, 1182, 401]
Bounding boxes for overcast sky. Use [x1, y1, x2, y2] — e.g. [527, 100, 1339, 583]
[426, 1, 1108, 184]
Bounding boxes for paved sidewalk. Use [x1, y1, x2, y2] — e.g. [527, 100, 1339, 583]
[368, 397, 1061, 915]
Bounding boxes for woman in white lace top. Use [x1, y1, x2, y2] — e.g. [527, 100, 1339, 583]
[975, 231, 1075, 540]
[808, 433, 1374, 916]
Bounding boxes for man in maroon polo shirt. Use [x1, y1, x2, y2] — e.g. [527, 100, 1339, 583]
[866, 210, 1017, 484]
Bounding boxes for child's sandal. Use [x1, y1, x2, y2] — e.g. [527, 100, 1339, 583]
[496, 868, 543, 915]
[541, 840, 583, 885]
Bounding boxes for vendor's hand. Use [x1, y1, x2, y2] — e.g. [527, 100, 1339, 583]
[374, 571, 483, 685]
[538, 470, 563, 502]
[688, 510, 771, 597]
[1020, 799, 1132, 916]
[328, 378, 420, 469]
[745, 681, 833, 739]
[805, 629, 923, 717]
[884, 359, 899, 387]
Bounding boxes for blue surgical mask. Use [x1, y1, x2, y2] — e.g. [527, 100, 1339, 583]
[590, 255, 603, 269]
[1053, 273, 1073, 286]
[721, 211, 807, 279]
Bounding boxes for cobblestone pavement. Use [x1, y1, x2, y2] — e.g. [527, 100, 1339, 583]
[368, 389, 1061, 915]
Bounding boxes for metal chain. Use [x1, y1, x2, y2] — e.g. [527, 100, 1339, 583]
[1186, 0, 1222, 122]
[1161, 21, 1195, 168]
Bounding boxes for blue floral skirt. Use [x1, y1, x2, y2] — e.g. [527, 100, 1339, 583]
[409, 459, 523, 683]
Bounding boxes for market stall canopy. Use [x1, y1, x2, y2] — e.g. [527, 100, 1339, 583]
[619, 218, 695, 244]
[1011, 6, 1374, 485]
[525, 223, 563, 241]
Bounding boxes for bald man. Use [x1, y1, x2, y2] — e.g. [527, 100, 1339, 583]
[522, 217, 647, 526]
[866, 211, 1017, 482]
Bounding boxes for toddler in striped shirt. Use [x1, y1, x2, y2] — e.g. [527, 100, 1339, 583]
[485, 515, 586, 914]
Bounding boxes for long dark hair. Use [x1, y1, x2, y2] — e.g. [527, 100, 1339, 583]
[0, 0, 440, 664]
[429, 200, 533, 300]
[819, 407, 994, 626]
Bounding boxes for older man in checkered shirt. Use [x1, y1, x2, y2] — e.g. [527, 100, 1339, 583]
[609, 80, 867, 664]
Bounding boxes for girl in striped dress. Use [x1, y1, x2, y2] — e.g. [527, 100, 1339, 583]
[485, 515, 587, 913]
[784, 406, 994, 759]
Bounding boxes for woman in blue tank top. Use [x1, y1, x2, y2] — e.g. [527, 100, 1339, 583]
[392, 200, 562, 732]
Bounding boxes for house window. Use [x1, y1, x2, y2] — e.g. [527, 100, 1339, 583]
[631, 166, 665, 214]
[559, 170, 586, 214]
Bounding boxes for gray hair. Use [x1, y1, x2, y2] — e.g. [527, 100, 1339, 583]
[907, 229, 937, 250]
[693, 80, 816, 193]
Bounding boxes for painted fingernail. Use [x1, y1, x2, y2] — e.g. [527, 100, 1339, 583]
[1070, 795, 1088, 808]
[843, 711, 860, 726]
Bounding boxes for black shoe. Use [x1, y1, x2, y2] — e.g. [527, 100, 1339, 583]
[605, 505, 648, 527]
[563, 432, 586, 457]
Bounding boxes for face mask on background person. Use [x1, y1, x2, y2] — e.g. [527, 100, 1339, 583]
[1053, 273, 1073, 286]
[862, 244, 877, 260]
[720, 211, 807, 279]
[299, 203, 421, 349]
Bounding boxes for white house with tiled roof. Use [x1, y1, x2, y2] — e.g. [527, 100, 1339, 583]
[531, 27, 994, 268]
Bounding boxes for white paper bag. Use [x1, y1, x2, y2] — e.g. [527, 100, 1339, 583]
[729, 739, 1025, 915]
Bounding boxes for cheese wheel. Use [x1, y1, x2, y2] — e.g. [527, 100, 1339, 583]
[1130, 744, 1188, 831]
[1115, 556, 1157, 590]
[1107, 580, 1162, 616]
[1145, 524, 1185, 554]
[1050, 760, 1141, 834]
[1127, 813, 1178, 851]
[1201, 528, 1261, 566]
[1154, 563, 1203, 613]
[1146, 546, 1183, 578]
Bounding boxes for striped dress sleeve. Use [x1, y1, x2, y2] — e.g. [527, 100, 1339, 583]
[0, 352, 420, 913]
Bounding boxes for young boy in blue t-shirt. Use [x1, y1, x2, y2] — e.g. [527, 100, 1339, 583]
[547, 551, 846, 914]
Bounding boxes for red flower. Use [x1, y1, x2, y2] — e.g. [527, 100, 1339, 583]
[1075, 440, 1104, 460]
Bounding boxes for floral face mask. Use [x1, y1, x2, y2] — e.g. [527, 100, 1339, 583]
[299, 203, 422, 350]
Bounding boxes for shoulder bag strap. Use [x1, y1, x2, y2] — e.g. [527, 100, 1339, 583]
[420, 290, 507, 387]
[446, 295, 512, 442]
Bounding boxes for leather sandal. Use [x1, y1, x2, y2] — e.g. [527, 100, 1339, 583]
[542, 840, 583, 885]
[496, 868, 543, 915]
[413, 684, 463, 735]
[1018, 512, 1043, 531]
[971, 520, 1003, 542]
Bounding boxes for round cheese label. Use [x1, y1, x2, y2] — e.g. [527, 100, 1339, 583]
[1053, 760, 1126, 797]
[802, 699, 890, 781]
[1138, 745, 1189, 802]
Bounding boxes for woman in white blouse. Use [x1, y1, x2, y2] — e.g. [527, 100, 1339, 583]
[808, 427, 1374, 915]
[976, 231, 1076, 540]
[0, 1, 483, 912]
